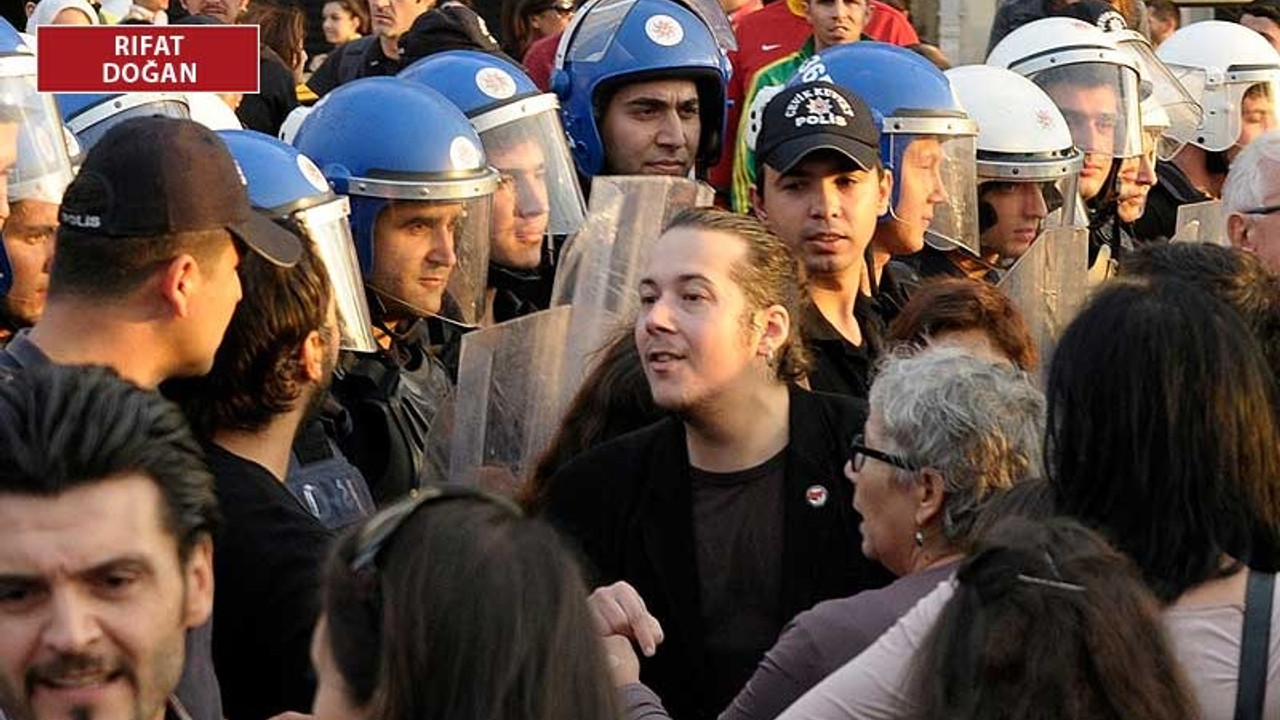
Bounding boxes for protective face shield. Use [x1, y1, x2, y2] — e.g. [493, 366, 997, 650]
[1157, 21, 1280, 153]
[788, 43, 979, 254]
[988, 18, 1145, 161]
[946, 65, 1085, 255]
[0, 22, 74, 296]
[1109, 29, 1201, 161]
[292, 78, 502, 326]
[56, 93, 191, 152]
[996, 225, 1090, 368]
[551, 0, 732, 177]
[219, 129, 378, 353]
[399, 51, 587, 242]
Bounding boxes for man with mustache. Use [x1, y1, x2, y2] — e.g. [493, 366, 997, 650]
[0, 364, 218, 720]
[749, 81, 890, 399]
[553, 0, 730, 185]
[178, 0, 245, 23]
[729, 0, 868, 212]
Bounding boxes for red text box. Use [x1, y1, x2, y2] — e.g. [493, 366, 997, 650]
[37, 25, 260, 94]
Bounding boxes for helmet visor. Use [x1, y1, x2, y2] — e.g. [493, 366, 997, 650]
[1032, 62, 1144, 159]
[891, 133, 980, 256]
[562, 0, 640, 64]
[1115, 31, 1202, 156]
[295, 197, 379, 353]
[71, 96, 190, 151]
[977, 175, 1081, 263]
[1164, 66, 1280, 152]
[479, 104, 587, 239]
[0, 74, 74, 206]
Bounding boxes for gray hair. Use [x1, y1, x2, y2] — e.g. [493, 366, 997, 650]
[1223, 130, 1280, 214]
[868, 346, 1046, 549]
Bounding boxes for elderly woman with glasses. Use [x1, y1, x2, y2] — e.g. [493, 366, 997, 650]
[611, 347, 1045, 720]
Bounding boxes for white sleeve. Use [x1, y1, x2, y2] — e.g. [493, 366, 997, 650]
[774, 579, 956, 720]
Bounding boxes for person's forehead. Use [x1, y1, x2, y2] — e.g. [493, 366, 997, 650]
[646, 227, 747, 283]
[1045, 81, 1118, 109]
[612, 78, 700, 105]
[485, 138, 546, 168]
[776, 151, 867, 180]
[389, 199, 465, 217]
[0, 474, 179, 576]
[1242, 13, 1280, 33]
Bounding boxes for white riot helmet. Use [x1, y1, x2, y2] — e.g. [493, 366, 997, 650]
[1156, 20, 1280, 153]
[947, 65, 1085, 255]
[987, 18, 1144, 163]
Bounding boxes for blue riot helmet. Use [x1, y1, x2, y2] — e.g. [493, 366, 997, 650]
[400, 51, 587, 270]
[219, 130, 378, 353]
[551, 0, 732, 178]
[292, 77, 502, 326]
[785, 42, 979, 256]
[0, 19, 74, 299]
[56, 93, 190, 152]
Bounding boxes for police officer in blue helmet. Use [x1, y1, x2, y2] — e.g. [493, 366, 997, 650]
[551, 0, 733, 182]
[401, 50, 587, 321]
[0, 19, 74, 346]
[781, 42, 979, 314]
[56, 92, 191, 152]
[292, 76, 502, 503]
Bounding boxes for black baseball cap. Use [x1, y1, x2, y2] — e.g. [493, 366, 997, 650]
[756, 81, 882, 176]
[58, 116, 302, 267]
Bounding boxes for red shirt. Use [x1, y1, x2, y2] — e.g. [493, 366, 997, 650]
[523, 31, 562, 92]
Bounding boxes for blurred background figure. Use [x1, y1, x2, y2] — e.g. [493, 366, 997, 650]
[501, 0, 574, 61]
[888, 278, 1039, 371]
[1242, 0, 1280, 52]
[239, 1, 303, 135]
[24, 0, 98, 29]
[309, 0, 369, 72]
[1146, 0, 1179, 46]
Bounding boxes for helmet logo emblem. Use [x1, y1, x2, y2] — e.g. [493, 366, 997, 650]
[1035, 109, 1053, 130]
[450, 136, 483, 171]
[645, 14, 685, 47]
[297, 154, 331, 193]
[1096, 10, 1127, 32]
[475, 67, 517, 100]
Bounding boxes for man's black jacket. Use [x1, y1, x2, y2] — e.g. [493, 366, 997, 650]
[544, 385, 891, 720]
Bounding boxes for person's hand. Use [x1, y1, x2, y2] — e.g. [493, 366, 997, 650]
[601, 634, 642, 686]
[588, 581, 664, 656]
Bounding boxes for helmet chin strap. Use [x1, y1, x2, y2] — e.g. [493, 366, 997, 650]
[364, 283, 480, 334]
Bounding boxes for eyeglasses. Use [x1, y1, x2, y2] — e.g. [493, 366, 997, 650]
[350, 484, 522, 574]
[848, 433, 917, 473]
[1242, 204, 1280, 216]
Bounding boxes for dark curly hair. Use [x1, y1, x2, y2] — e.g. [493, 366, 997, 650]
[176, 234, 334, 436]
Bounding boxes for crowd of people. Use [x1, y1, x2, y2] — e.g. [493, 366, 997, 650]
[3, 0, 1280, 720]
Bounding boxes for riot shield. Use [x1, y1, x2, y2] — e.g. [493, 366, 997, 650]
[552, 176, 712, 385]
[423, 306, 597, 495]
[1170, 200, 1227, 246]
[996, 226, 1090, 369]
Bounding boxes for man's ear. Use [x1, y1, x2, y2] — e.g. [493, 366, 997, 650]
[756, 304, 790, 359]
[182, 535, 215, 629]
[751, 185, 768, 222]
[25, 1, 37, 17]
[301, 329, 327, 384]
[160, 254, 201, 318]
[876, 168, 893, 217]
[1228, 213, 1254, 252]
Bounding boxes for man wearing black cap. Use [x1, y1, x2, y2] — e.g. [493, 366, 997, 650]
[0, 115, 301, 720]
[750, 81, 890, 399]
[0, 115, 301, 386]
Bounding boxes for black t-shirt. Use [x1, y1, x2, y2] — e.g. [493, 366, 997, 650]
[690, 449, 787, 707]
[801, 301, 879, 400]
[205, 443, 334, 720]
[236, 47, 299, 137]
